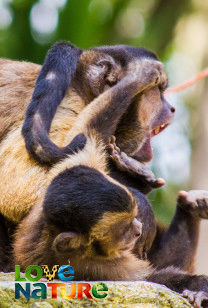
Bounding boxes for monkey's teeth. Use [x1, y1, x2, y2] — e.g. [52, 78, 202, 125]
[155, 128, 160, 135]
[152, 123, 169, 136]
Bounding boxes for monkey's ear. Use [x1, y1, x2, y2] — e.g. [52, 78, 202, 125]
[22, 41, 83, 166]
[52, 232, 81, 254]
[88, 56, 122, 96]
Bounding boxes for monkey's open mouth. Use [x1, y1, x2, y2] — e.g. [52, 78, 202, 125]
[133, 122, 170, 163]
[151, 123, 169, 137]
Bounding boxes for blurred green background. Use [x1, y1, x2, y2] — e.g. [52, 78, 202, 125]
[0, 0, 208, 272]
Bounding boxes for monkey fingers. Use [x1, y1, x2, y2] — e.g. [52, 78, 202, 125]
[182, 290, 208, 308]
[127, 58, 165, 93]
[177, 190, 208, 219]
[108, 136, 165, 191]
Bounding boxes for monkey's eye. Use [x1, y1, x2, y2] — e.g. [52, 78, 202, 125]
[122, 223, 132, 235]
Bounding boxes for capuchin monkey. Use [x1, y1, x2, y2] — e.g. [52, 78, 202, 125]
[14, 54, 208, 307]
[20, 41, 206, 274]
[0, 43, 207, 305]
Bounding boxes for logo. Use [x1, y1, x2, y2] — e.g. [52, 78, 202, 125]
[15, 265, 108, 300]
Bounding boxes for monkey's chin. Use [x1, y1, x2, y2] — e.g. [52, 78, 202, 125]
[133, 136, 153, 163]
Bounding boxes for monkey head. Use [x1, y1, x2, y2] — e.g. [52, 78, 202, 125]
[43, 165, 142, 260]
[22, 42, 175, 165]
[73, 50, 124, 101]
[115, 85, 175, 163]
[73, 45, 175, 163]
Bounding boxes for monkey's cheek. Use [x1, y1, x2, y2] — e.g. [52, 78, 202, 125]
[133, 136, 153, 163]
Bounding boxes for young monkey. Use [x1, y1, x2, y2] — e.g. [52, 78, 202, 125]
[14, 56, 208, 307]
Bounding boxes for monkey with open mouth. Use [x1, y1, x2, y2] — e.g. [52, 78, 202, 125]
[1, 42, 208, 306]
[12, 42, 208, 307]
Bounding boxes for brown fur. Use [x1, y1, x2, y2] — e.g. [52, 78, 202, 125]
[12, 55, 164, 278]
[0, 54, 199, 281]
[0, 59, 40, 142]
[14, 175, 151, 281]
[0, 59, 85, 222]
[2, 51, 208, 305]
[0, 56, 168, 222]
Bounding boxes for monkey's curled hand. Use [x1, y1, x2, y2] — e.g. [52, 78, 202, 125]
[108, 136, 165, 194]
[126, 58, 166, 94]
[177, 190, 208, 219]
[182, 289, 208, 308]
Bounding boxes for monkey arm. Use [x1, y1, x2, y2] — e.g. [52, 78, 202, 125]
[22, 41, 82, 165]
[148, 190, 208, 273]
[122, 187, 198, 271]
[148, 267, 208, 307]
[148, 209, 199, 273]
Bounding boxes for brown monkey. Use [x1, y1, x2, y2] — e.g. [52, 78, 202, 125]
[14, 81, 208, 306]
[0, 46, 162, 273]
[0, 43, 200, 280]
[19, 41, 205, 277]
[14, 187, 208, 307]
[0, 44, 170, 224]
[8, 44, 207, 307]
[14, 53, 165, 270]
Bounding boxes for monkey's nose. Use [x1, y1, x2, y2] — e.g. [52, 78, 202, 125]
[133, 218, 142, 238]
[170, 106, 175, 113]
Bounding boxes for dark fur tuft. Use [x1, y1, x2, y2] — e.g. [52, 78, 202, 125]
[22, 41, 83, 165]
[43, 165, 133, 233]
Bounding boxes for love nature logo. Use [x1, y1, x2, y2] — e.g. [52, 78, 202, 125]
[15, 265, 108, 300]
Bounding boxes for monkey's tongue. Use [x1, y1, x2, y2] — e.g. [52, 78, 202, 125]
[133, 136, 153, 163]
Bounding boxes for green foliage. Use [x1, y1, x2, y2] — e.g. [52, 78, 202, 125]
[1, 0, 191, 62]
[149, 184, 185, 225]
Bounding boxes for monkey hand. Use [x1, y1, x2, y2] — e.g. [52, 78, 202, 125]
[126, 58, 166, 93]
[108, 136, 165, 194]
[182, 289, 208, 308]
[177, 190, 208, 219]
